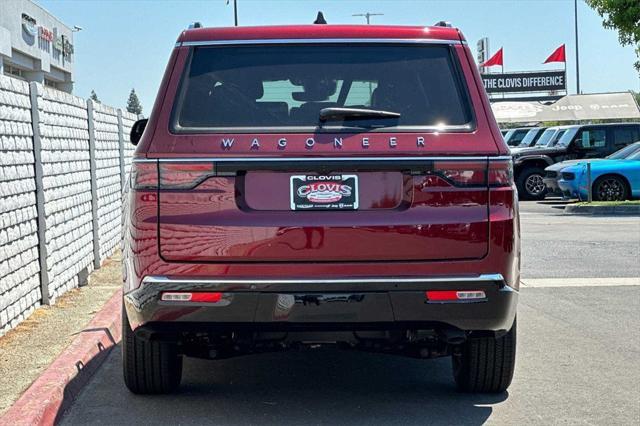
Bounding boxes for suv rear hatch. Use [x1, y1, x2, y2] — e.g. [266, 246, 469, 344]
[152, 41, 504, 263]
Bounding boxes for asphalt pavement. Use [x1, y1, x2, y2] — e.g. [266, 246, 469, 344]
[520, 200, 640, 278]
[60, 201, 640, 425]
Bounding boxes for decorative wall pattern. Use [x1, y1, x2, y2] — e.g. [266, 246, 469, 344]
[0, 76, 40, 335]
[0, 75, 137, 335]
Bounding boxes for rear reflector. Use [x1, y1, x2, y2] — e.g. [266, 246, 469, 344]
[426, 290, 486, 302]
[161, 291, 223, 303]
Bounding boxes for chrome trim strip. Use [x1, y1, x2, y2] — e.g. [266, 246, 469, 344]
[176, 38, 462, 48]
[143, 274, 505, 285]
[133, 156, 512, 163]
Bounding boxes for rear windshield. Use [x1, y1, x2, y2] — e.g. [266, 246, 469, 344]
[627, 150, 640, 160]
[172, 44, 473, 132]
[608, 142, 640, 159]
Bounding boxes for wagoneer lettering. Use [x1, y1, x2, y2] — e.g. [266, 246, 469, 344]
[123, 22, 519, 396]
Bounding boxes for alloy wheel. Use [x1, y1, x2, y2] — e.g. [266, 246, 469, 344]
[525, 174, 545, 196]
[597, 178, 625, 201]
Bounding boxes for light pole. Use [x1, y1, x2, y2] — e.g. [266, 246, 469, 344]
[226, 0, 238, 26]
[352, 13, 383, 101]
[233, 0, 238, 26]
[352, 12, 383, 25]
[574, 0, 580, 94]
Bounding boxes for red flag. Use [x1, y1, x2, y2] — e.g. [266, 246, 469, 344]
[544, 44, 566, 63]
[481, 48, 503, 67]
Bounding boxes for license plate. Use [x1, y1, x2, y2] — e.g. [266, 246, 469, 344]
[290, 175, 359, 211]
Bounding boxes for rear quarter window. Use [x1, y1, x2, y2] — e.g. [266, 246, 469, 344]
[171, 43, 474, 132]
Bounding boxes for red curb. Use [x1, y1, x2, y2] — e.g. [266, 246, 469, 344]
[1, 289, 123, 426]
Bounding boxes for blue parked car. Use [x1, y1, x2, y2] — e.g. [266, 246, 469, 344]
[558, 149, 640, 201]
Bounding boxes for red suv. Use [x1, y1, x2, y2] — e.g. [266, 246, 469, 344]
[123, 23, 519, 394]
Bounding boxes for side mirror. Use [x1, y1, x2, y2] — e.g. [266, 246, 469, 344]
[130, 119, 148, 146]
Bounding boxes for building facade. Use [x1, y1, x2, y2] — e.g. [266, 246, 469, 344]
[0, 0, 74, 92]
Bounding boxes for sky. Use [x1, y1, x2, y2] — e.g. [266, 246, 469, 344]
[37, 0, 640, 114]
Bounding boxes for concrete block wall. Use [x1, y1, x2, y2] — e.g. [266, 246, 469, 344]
[0, 73, 139, 335]
[0, 76, 41, 335]
[38, 87, 94, 301]
[93, 103, 121, 263]
[120, 111, 137, 172]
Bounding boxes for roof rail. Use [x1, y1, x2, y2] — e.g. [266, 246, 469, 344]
[188, 22, 202, 29]
[434, 21, 452, 28]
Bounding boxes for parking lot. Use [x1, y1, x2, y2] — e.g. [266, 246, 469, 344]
[520, 200, 640, 278]
[61, 201, 640, 426]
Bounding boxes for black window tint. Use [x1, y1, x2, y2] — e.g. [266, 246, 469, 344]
[575, 129, 606, 150]
[613, 127, 640, 147]
[174, 44, 473, 130]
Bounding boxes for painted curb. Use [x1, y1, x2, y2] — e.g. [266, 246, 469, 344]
[564, 204, 640, 216]
[0, 289, 122, 426]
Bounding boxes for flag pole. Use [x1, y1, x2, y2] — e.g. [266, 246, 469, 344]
[564, 56, 567, 97]
[574, 0, 580, 94]
[501, 63, 504, 100]
[234, 0, 238, 26]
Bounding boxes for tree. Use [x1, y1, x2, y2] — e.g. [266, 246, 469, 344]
[126, 88, 143, 115]
[89, 90, 100, 103]
[585, 0, 640, 73]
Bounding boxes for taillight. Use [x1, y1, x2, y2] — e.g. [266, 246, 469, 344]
[130, 161, 217, 190]
[433, 160, 486, 186]
[420, 158, 512, 188]
[488, 159, 513, 187]
[159, 162, 216, 189]
[130, 161, 158, 190]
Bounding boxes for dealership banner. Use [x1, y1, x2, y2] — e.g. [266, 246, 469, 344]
[491, 92, 640, 123]
[481, 70, 566, 94]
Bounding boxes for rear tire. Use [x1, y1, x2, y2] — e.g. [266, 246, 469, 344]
[122, 307, 182, 394]
[452, 319, 516, 393]
[516, 167, 547, 200]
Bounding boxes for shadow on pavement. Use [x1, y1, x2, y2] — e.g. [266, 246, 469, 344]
[52, 334, 118, 425]
[62, 344, 507, 425]
[536, 199, 575, 210]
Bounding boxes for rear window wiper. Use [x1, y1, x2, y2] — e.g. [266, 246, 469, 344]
[319, 107, 401, 122]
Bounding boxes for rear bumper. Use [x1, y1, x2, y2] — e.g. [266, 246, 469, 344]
[124, 274, 518, 334]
